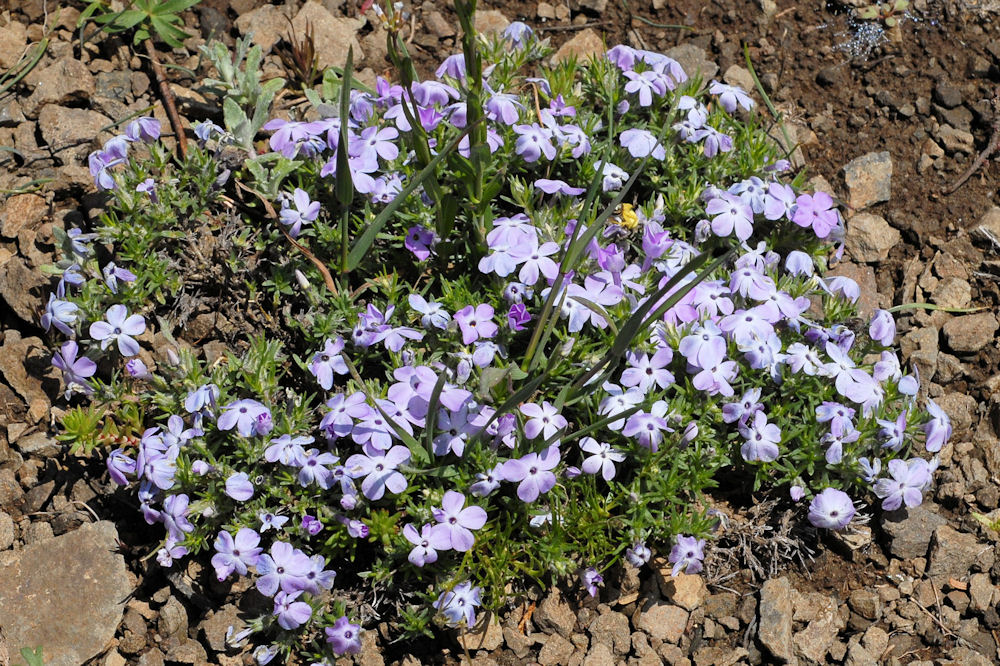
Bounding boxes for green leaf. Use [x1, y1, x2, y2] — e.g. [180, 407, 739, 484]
[335, 47, 355, 207]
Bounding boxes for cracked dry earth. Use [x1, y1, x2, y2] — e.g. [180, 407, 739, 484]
[2, 0, 1000, 664]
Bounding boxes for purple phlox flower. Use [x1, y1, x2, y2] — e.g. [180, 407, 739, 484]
[218, 399, 270, 437]
[106, 448, 136, 486]
[877, 409, 908, 452]
[156, 537, 188, 568]
[262, 118, 327, 158]
[606, 44, 640, 70]
[807, 488, 856, 529]
[263, 434, 310, 467]
[869, 309, 896, 346]
[40, 294, 76, 332]
[737, 334, 784, 380]
[669, 535, 706, 576]
[549, 94, 576, 117]
[279, 188, 321, 238]
[816, 401, 856, 438]
[784, 250, 814, 277]
[764, 182, 798, 221]
[354, 125, 399, 172]
[431, 490, 488, 552]
[582, 567, 604, 597]
[338, 516, 368, 539]
[211, 527, 262, 581]
[436, 53, 467, 80]
[822, 425, 860, 464]
[790, 485, 805, 501]
[560, 277, 625, 331]
[326, 616, 363, 655]
[405, 225, 436, 261]
[349, 89, 375, 122]
[691, 280, 734, 319]
[89, 304, 146, 357]
[507, 303, 531, 332]
[858, 457, 882, 484]
[125, 358, 149, 379]
[161, 493, 194, 541]
[792, 191, 839, 238]
[619, 128, 666, 159]
[162, 414, 199, 449]
[351, 303, 393, 348]
[722, 387, 763, 425]
[873, 351, 902, 383]
[923, 399, 952, 453]
[411, 80, 459, 106]
[623, 69, 668, 106]
[709, 80, 754, 113]
[136, 178, 158, 203]
[488, 413, 518, 450]
[729, 266, 775, 301]
[720, 307, 776, 349]
[822, 276, 861, 303]
[600, 161, 629, 192]
[273, 590, 312, 630]
[470, 464, 504, 498]
[301, 514, 323, 535]
[598, 382, 645, 431]
[58, 263, 85, 294]
[190, 460, 212, 476]
[433, 404, 480, 457]
[520, 401, 567, 440]
[388, 365, 471, 426]
[135, 428, 177, 491]
[404, 523, 440, 567]
[296, 449, 339, 488]
[502, 445, 561, 503]
[52, 340, 96, 398]
[503, 281, 534, 305]
[225, 472, 255, 501]
[435, 582, 482, 627]
[729, 176, 767, 214]
[511, 238, 560, 286]
[454, 303, 498, 345]
[370, 171, 404, 203]
[579, 437, 625, 481]
[255, 540, 312, 597]
[252, 645, 278, 665]
[504, 21, 534, 46]
[137, 480, 161, 525]
[738, 410, 781, 463]
[620, 348, 674, 394]
[555, 123, 592, 158]
[381, 321, 424, 353]
[184, 383, 219, 415]
[309, 337, 348, 390]
[302, 554, 336, 593]
[646, 52, 687, 84]
[874, 458, 930, 511]
[87, 137, 128, 190]
[408, 294, 451, 330]
[691, 358, 739, 398]
[673, 104, 707, 141]
[351, 400, 410, 451]
[260, 512, 289, 532]
[534, 178, 586, 197]
[66, 227, 97, 258]
[679, 320, 728, 369]
[124, 116, 161, 143]
[689, 125, 734, 157]
[345, 443, 410, 501]
[783, 342, 823, 376]
[192, 120, 225, 144]
[514, 123, 556, 162]
[622, 400, 672, 452]
[705, 191, 754, 242]
[625, 541, 651, 567]
[485, 91, 523, 125]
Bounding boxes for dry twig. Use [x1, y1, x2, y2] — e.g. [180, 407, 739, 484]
[943, 85, 999, 195]
[144, 39, 188, 158]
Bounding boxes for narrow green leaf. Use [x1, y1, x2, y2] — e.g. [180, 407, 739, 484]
[335, 47, 355, 206]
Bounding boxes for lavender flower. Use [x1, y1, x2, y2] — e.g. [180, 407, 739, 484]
[434, 582, 481, 627]
[225, 472, 255, 501]
[124, 116, 161, 143]
[507, 303, 531, 331]
[873, 459, 929, 511]
[619, 128, 666, 159]
[668, 535, 706, 576]
[279, 188, 321, 238]
[513, 123, 556, 162]
[89, 304, 145, 357]
[469, 464, 503, 497]
[217, 399, 270, 437]
[501, 445, 561, 502]
[211, 528, 263, 580]
[260, 512, 289, 532]
[706, 191, 754, 241]
[807, 488, 855, 529]
[582, 567, 603, 597]
[40, 294, 79, 336]
[709, 80, 754, 112]
[256, 541, 312, 596]
[869, 309, 896, 346]
[454, 304, 498, 345]
[301, 514, 323, 535]
[344, 443, 410, 501]
[273, 590, 312, 630]
[431, 491, 488, 552]
[156, 538, 188, 568]
[403, 523, 440, 567]
[579, 437, 625, 481]
[792, 191, 839, 239]
[409, 294, 451, 330]
[309, 337, 348, 390]
[106, 448, 136, 486]
[625, 542, 651, 567]
[326, 616, 363, 655]
[51, 340, 96, 398]
[923, 399, 952, 453]
[405, 226, 435, 260]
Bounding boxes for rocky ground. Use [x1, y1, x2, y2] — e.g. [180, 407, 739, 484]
[1, 0, 1000, 664]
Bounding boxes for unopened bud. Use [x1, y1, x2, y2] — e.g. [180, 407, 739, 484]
[166, 348, 180, 366]
[295, 269, 310, 290]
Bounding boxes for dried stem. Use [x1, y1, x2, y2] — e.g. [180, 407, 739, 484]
[943, 85, 999, 195]
[144, 38, 188, 159]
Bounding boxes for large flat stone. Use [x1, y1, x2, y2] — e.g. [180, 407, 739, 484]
[0, 521, 132, 666]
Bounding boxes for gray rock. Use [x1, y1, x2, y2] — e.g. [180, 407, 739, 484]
[665, 43, 718, 81]
[931, 277, 972, 309]
[456, 613, 503, 652]
[660, 573, 707, 611]
[845, 212, 900, 262]
[578, 0, 608, 13]
[0, 331, 53, 425]
[473, 9, 509, 35]
[723, 65, 755, 93]
[234, 4, 293, 51]
[0, 22, 27, 69]
[423, 10, 456, 38]
[15, 431, 61, 458]
[583, 643, 615, 666]
[0, 521, 132, 666]
[23, 57, 95, 115]
[37, 105, 112, 163]
[292, 2, 364, 71]
[588, 609, 631, 654]
[928, 526, 994, 580]
[538, 632, 575, 666]
[842, 151, 892, 211]
[844, 642, 877, 666]
[935, 392, 978, 434]
[164, 640, 207, 664]
[882, 503, 948, 559]
[793, 606, 843, 663]
[158, 596, 188, 638]
[758, 577, 795, 663]
[198, 604, 243, 653]
[636, 602, 687, 645]
[0, 254, 50, 327]
[552, 29, 605, 64]
[968, 573, 997, 613]
[943, 313, 999, 353]
[848, 589, 881, 621]
[0, 192, 48, 239]
[935, 125, 975, 154]
[534, 589, 577, 638]
[933, 80, 963, 108]
[0, 511, 13, 549]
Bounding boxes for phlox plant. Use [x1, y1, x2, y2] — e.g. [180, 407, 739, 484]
[41, 1, 951, 661]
